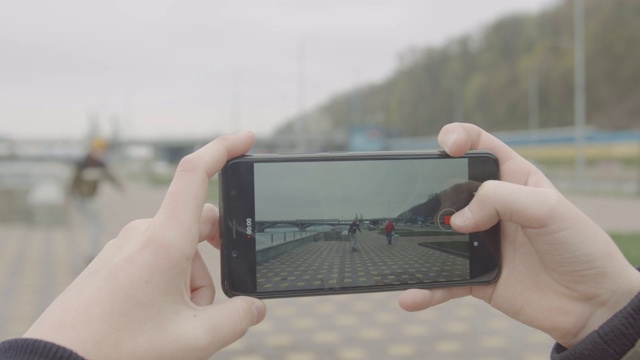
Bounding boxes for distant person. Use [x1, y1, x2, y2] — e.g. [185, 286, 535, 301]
[348, 217, 361, 252]
[385, 219, 395, 245]
[68, 137, 124, 261]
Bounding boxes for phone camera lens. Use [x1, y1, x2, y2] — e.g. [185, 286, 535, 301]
[231, 250, 238, 257]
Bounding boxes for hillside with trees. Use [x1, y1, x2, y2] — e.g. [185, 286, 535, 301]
[276, 0, 640, 139]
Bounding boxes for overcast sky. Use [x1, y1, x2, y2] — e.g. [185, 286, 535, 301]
[254, 158, 467, 220]
[0, 0, 556, 140]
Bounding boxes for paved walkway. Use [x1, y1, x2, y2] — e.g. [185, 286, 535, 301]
[0, 182, 163, 340]
[2, 182, 639, 359]
[257, 232, 469, 292]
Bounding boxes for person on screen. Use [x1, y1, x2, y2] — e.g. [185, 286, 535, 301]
[348, 217, 361, 252]
[385, 219, 395, 245]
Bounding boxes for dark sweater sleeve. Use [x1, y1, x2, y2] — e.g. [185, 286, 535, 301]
[0, 338, 85, 360]
[550, 291, 640, 360]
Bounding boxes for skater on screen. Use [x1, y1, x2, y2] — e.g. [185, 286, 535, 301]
[349, 217, 361, 252]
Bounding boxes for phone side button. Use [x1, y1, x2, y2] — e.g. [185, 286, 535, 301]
[232, 219, 237, 239]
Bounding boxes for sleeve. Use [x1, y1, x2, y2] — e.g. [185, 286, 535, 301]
[0, 338, 85, 360]
[550, 291, 640, 360]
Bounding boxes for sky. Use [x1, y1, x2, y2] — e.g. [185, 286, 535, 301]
[0, 0, 557, 140]
[254, 158, 467, 220]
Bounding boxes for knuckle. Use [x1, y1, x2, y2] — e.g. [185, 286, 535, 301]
[119, 219, 150, 236]
[102, 238, 117, 252]
[475, 180, 499, 201]
[202, 203, 219, 218]
[176, 154, 201, 175]
[537, 188, 565, 217]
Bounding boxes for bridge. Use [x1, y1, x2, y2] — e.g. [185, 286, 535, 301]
[256, 217, 418, 232]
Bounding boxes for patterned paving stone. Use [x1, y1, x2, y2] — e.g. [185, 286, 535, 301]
[257, 231, 469, 292]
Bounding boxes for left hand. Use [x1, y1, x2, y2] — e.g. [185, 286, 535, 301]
[24, 132, 266, 360]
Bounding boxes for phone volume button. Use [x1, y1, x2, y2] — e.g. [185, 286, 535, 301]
[232, 219, 237, 239]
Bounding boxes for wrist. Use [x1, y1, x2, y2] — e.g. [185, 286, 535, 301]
[563, 268, 640, 348]
[0, 338, 85, 360]
[552, 287, 640, 359]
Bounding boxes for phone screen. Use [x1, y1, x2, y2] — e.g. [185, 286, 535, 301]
[220, 152, 500, 298]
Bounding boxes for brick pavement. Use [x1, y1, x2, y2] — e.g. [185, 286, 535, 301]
[6, 183, 638, 359]
[257, 232, 468, 292]
[0, 224, 82, 339]
[0, 182, 162, 339]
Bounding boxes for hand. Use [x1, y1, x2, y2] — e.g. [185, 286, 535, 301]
[398, 123, 640, 348]
[24, 132, 266, 360]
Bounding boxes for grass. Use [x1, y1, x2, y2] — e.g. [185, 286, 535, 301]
[611, 233, 640, 266]
[415, 233, 640, 267]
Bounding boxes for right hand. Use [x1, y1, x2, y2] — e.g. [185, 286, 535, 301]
[398, 123, 640, 348]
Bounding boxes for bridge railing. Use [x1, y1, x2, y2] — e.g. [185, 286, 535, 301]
[256, 229, 344, 264]
[257, 230, 316, 250]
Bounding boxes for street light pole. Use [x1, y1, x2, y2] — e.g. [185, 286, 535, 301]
[528, 66, 539, 160]
[574, 0, 587, 189]
[295, 40, 306, 152]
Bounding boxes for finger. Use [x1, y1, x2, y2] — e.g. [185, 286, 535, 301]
[398, 287, 471, 312]
[201, 297, 267, 353]
[438, 122, 521, 161]
[199, 203, 221, 249]
[438, 123, 552, 187]
[451, 180, 563, 233]
[153, 132, 255, 249]
[190, 249, 216, 306]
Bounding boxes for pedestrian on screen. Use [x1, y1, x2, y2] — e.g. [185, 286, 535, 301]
[349, 217, 361, 252]
[385, 220, 395, 245]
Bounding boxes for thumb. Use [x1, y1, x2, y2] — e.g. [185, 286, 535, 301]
[450, 180, 561, 233]
[201, 297, 267, 353]
[399, 287, 472, 312]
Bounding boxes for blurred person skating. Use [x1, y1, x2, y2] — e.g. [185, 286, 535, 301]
[68, 137, 124, 261]
[349, 217, 361, 252]
[385, 219, 395, 245]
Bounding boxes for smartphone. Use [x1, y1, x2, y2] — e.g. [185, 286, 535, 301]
[219, 150, 500, 299]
